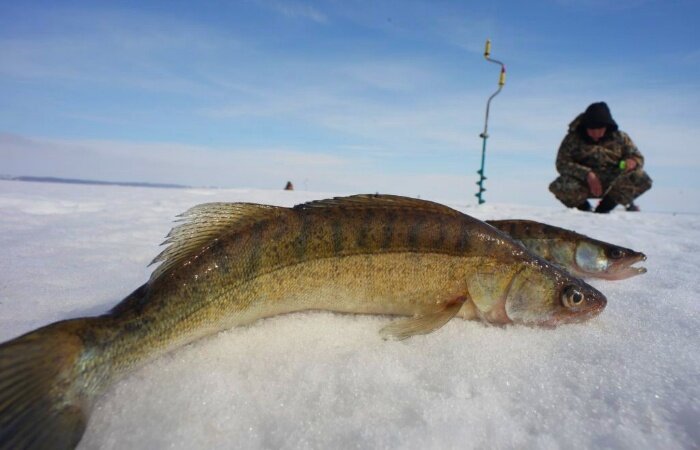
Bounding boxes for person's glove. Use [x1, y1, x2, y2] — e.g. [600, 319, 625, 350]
[619, 159, 638, 172]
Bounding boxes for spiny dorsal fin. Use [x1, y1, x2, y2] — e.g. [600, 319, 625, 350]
[149, 202, 287, 282]
[486, 219, 588, 240]
[295, 194, 462, 217]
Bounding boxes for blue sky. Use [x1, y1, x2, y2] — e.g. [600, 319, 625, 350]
[1, 0, 699, 212]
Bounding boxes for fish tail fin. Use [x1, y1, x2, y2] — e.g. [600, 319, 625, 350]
[0, 318, 106, 450]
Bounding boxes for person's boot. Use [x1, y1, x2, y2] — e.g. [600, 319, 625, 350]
[626, 202, 640, 212]
[575, 200, 592, 212]
[595, 196, 617, 213]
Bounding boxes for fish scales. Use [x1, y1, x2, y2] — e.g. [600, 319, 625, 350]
[0, 195, 607, 450]
[82, 205, 488, 376]
[88, 205, 493, 384]
[128, 206, 495, 321]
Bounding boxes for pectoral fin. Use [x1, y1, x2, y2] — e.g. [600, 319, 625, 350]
[379, 296, 466, 340]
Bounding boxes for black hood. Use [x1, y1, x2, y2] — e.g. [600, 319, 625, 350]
[571, 102, 619, 142]
[579, 102, 618, 131]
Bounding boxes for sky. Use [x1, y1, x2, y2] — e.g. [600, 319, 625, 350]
[1, 0, 699, 212]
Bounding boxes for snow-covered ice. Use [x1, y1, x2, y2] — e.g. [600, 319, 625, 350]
[0, 180, 698, 449]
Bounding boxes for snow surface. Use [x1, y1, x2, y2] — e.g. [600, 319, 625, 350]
[0, 180, 698, 450]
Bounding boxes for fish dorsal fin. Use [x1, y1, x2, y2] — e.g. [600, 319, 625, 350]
[295, 194, 462, 217]
[149, 202, 287, 282]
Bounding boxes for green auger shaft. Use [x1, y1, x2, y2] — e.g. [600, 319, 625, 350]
[475, 39, 506, 204]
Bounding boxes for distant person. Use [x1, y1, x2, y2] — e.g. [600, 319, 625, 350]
[284, 181, 294, 191]
[549, 102, 652, 213]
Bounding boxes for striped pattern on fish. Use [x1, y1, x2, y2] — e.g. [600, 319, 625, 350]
[0, 195, 607, 450]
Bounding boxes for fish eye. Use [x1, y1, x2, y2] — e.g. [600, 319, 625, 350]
[562, 285, 585, 308]
[572, 291, 583, 304]
[608, 248, 623, 259]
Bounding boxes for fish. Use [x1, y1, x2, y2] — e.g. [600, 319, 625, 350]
[0, 195, 607, 449]
[487, 219, 647, 280]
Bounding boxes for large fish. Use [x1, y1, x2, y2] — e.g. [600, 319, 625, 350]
[487, 219, 647, 280]
[0, 195, 607, 449]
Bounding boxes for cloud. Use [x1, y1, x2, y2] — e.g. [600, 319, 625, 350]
[337, 60, 438, 92]
[550, 0, 652, 10]
[2, 130, 697, 213]
[0, 133, 362, 189]
[262, 1, 330, 24]
[0, 8, 242, 94]
[1, 2, 698, 214]
[682, 48, 700, 65]
[197, 61, 700, 175]
[0, 133, 475, 201]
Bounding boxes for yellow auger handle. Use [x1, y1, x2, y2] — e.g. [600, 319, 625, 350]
[484, 39, 491, 58]
[499, 66, 506, 86]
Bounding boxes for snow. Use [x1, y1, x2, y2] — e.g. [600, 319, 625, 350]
[0, 180, 698, 449]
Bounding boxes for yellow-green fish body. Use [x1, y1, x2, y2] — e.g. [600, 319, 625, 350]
[487, 219, 647, 280]
[0, 195, 607, 449]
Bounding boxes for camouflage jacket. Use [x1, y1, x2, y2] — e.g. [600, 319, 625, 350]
[555, 114, 644, 183]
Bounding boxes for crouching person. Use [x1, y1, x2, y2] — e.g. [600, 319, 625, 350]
[549, 102, 652, 213]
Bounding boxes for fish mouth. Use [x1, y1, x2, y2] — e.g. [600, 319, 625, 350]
[571, 298, 607, 322]
[546, 296, 607, 327]
[600, 253, 647, 280]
